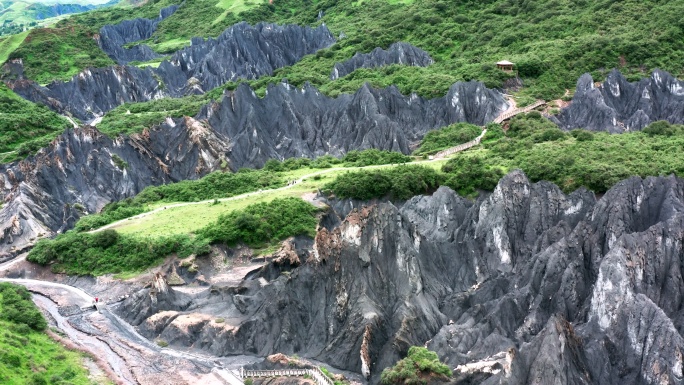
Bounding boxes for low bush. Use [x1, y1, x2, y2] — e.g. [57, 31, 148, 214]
[380, 346, 451, 385]
[324, 165, 443, 200]
[414, 123, 482, 155]
[642, 120, 684, 136]
[196, 198, 319, 247]
[27, 231, 209, 275]
[0, 283, 47, 331]
[442, 156, 504, 196]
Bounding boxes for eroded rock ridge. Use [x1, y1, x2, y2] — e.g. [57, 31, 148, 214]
[555, 69, 684, 132]
[0, 80, 507, 255]
[97, 4, 179, 64]
[8, 23, 336, 121]
[330, 42, 433, 80]
[117, 171, 684, 385]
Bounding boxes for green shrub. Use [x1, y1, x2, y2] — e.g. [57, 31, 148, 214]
[643, 121, 684, 136]
[27, 231, 210, 276]
[0, 283, 47, 331]
[570, 129, 594, 142]
[342, 149, 411, 166]
[196, 198, 319, 247]
[482, 123, 505, 142]
[111, 153, 128, 169]
[414, 123, 482, 155]
[442, 156, 504, 196]
[380, 346, 451, 385]
[325, 165, 443, 200]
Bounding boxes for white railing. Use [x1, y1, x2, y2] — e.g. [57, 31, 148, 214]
[433, 129, 487, 159]
[237, 367, 335, 385]
[493, 100, 546, 124]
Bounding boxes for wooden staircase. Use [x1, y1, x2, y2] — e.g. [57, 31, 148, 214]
[433, 100, 546, 159]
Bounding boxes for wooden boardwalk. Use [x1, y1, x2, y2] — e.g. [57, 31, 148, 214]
[493, 99, 546, 124]
[434, 99, 545, 159]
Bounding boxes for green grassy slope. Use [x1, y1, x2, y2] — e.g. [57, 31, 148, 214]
[7, 0, 684, 100]
[8, 25, 115, 83]
[18, 0, 678, 137]
[0, 30, 29, 63]
[0, 283, 94, 385]
[0, 83, 70, 162]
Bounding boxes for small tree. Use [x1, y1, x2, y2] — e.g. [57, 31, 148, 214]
[380, 347, 451, 385]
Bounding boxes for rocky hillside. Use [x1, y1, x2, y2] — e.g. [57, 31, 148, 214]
[0, 80, 506, 256]
[554, 69, 684, 132]
[330, 42, 433, 80]
[8, 22, 335, 121]
[97, 4, 179, 64]
[114, 171, 684, 384]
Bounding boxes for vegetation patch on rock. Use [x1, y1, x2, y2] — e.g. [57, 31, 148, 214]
[380, 346, 451, 385]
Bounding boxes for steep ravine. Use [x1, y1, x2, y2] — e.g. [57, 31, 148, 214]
[116, 171, 684, 385]
[0, 80, 507, 256]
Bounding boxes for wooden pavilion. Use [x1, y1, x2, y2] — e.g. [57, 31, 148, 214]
[496, 60, 515, 73]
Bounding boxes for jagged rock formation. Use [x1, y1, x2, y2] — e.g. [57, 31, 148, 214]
[97, 4, 179, 64]
[330, 42, 433, 80]
[0, 80, 507, 255]
[115, 171, 684, 385]
[8, 66, 166, 121]
[197, 80, 507, 164]
[554, 69, 684, 132]
[8, 23, 336, 121]
[0, 121, 229, 256]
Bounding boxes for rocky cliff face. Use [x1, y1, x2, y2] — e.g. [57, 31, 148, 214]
[330, 42, 433, 80]
[0, 120, 229, 257]
[0, 80, 507, 255]
[8, 23, 336, 121]
[115, 171, 684, 385]
[194, 80, 507, 165]
[554, 69, 684, 132]
[97, 4, 179, 64]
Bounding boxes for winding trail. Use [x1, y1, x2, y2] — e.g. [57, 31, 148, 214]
[0, 277, 252, 384]
[89, 158, 445, 234]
